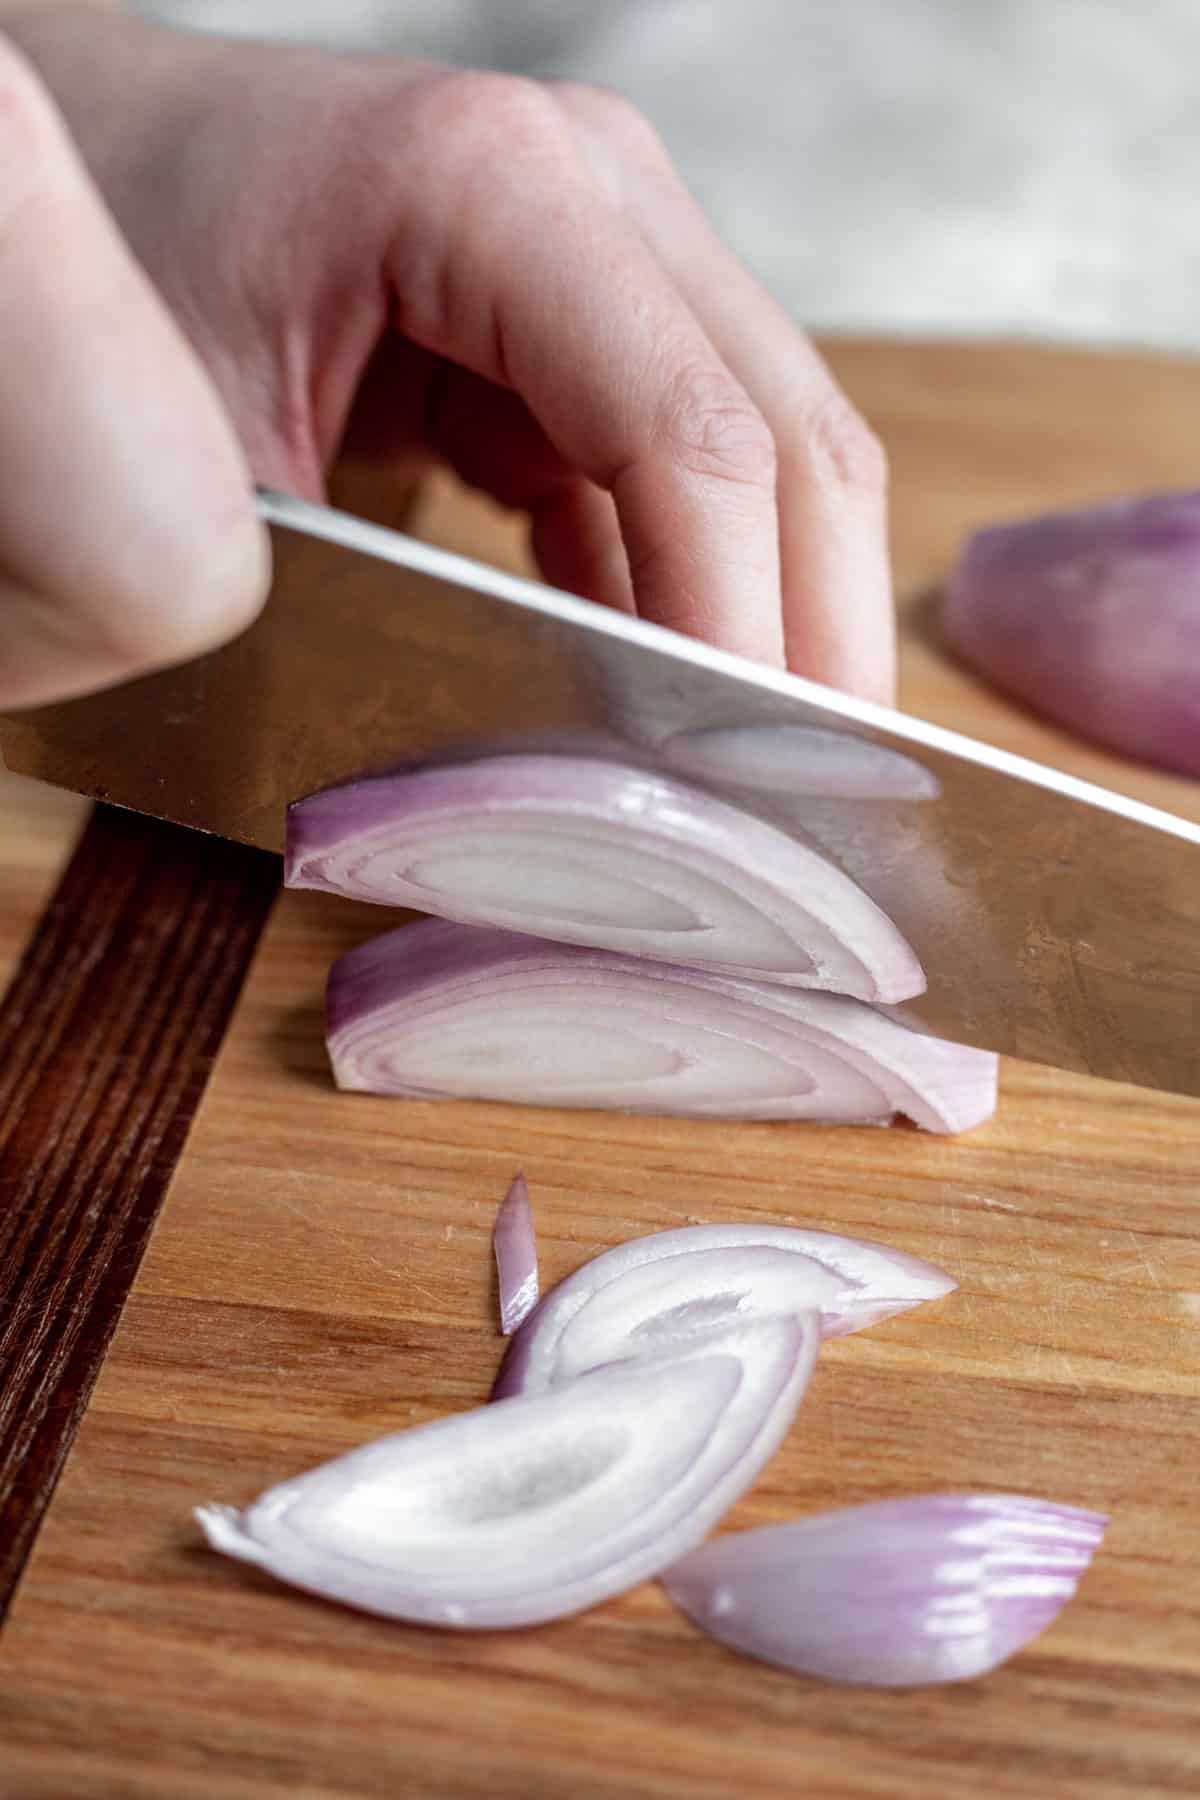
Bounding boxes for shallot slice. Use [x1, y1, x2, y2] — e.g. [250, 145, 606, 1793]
[493, 1171, 538, 1334]
[494, 1223, 956, 1401]
[196, 1314, 819, 1630]
[662, 1493, 1108, 1687]
[326, 919, 997, 1132]
[285, 754, 925, 1003]
[661, 725, 941, 800]
[943, 488, 1200, 778]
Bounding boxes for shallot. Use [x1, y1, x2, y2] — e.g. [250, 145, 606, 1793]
[663, 1492, 1107, 1687]
[494, 1222, 956, 1400]
[943, 488, 1200, 777]
[286, 755, 925, 1003]
[196, 1313, 819, 1630]
[660, 724, 940, 800]
[493, 1171, 538, 1334]
[196, 1201, 1105, 1685]
[326, 919, 997, 1131]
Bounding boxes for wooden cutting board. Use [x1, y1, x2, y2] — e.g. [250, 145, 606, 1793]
[1, 340, 1199, 1800]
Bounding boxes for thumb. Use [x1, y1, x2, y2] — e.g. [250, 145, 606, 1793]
[0, 36, 268, 709]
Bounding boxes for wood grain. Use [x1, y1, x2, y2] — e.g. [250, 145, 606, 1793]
[0, 806, 280, 1618]
[1, 341, 1200, 1799]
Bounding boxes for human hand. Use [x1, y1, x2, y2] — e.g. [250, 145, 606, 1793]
[0, 25, 267, 709]
[5, 7, 895, 706]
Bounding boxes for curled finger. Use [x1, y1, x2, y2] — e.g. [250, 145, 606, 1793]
[380, 71, 786, 667]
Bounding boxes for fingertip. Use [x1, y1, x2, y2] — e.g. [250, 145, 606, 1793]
[173, 492, 273, 659]
[0, 496, 271, 709]
[98, 478, 272, 680]
[778, 435, 897, 706]
[783, 591, 897, 708]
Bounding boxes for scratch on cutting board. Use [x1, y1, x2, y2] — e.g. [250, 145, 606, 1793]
[973, 1193, 1021, 1213]
[926, 1200, 972, 1294]
[1047, 1352, 1089, 1397]
[267, 1188, 439, 1308]
[1027, 1272, 1118, 1417]
[1108, 1230, 1163, 1287]
[1023, 1327, 1089, 1399]
[1048, 1358, 1109, 1422]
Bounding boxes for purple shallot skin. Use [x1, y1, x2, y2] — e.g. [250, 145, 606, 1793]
[663, 1492, 1108, 1687]
[493, 1171, 539, 1335]
[323, 918, 998, 1130]
[286, 753, 927, 1004]
[944, 488, 1200, 778]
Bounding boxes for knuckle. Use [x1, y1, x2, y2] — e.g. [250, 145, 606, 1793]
[0, 37, 51, 139]
[553, 79, 667, 164]
[549, 80, 670, 204]
[0, 39, 62, 214]
[798, 392, 889, 495]
[413, 68, 569, 165]
[662, 367, 777, 492]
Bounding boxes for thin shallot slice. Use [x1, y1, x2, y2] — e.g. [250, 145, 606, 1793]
[286, 755, 925, 1003]
[660, 724, 941, 800]
[493, 1171, 538, 1334]
[196, 1314, 819, 1630]
[663, 1493, 1108, 1686]
[326, 919, 997, 1132]
[943, 488, 1200, 777]
[494, 1223, 956, 1400]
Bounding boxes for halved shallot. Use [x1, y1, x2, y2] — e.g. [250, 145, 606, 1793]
[286, 755, 925, 1003]
[196, 1314, 819, 1630]
[326, 920, 997, 1131]
[494, 1223, 956, 1400]
[663, 1493, 1108, 1686]
[943, 488, 1200, 778]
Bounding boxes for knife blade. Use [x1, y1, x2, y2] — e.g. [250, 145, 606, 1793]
[2, 487, 1197, 1097]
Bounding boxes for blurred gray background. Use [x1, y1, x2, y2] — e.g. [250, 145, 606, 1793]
[137, 0, 1200, 351]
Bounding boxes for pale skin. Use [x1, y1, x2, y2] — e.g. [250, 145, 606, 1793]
[0, 1, 896, 712]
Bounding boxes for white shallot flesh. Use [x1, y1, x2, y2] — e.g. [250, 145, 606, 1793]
[662, 1492, 1108, 1686]
[326, 919, 997, 1132]
[660, 724, 941, 801]
[285, 754, 926, 1003]
[493, 1171, 539, 1334]
[196, 1314, 820, 1630]
[494, 1222, 956, 1400]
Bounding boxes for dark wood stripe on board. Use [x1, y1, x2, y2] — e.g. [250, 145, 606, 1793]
[0, 805, 279, 1617]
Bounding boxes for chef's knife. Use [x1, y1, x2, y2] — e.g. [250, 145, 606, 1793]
[2, 487, 1197, 1097]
